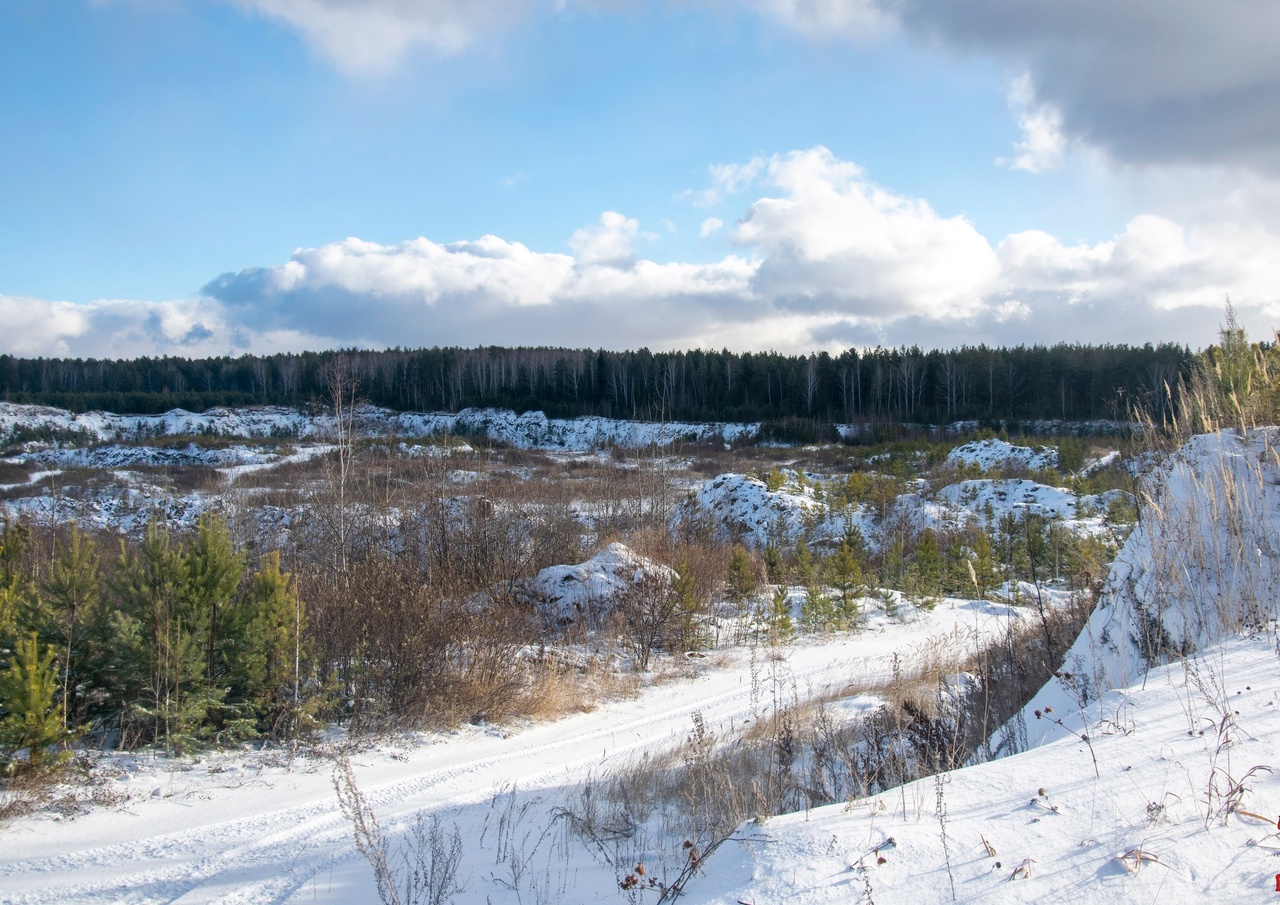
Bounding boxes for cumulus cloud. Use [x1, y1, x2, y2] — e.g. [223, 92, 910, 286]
[732, 147, 1001, 319]
[0, 295, 320, 359]
[999, 74, 1067, 173]
[0, 297, 92, 357]
[700, 217, 725, 238]
[8, 148, 1280, 358]
[201, 220, 760, 350]
[995, 215, 1280, 319]
[228, 0, 530, 73]
[568, 211, 644, 268]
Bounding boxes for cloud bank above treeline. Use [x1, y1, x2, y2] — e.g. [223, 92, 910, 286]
[6, 147, 1278, 359]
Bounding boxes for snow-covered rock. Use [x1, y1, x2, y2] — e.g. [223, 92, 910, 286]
[524, 542, 676, 623]
[946, 438, 1058, 471]
[679, 472, 822, 548]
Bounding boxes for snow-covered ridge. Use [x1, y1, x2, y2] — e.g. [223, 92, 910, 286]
[0, 402, 759, 450]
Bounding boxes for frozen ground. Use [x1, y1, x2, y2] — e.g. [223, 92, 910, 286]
[686, 428, 1280, 903]
[0, 599, 1027, 904]
[688, 633, 1280, 904]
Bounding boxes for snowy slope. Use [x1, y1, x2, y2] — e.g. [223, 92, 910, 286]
[1032, 429, 1280, 720]
[684, 428, 1280, 904]
[0, 601, 1030, 904]
[688, 633, 1280, 905]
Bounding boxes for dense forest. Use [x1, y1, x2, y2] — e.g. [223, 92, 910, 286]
[0, 343, 1192, 427]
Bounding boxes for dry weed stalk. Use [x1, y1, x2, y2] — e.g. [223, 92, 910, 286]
[332, 753, 466, 905]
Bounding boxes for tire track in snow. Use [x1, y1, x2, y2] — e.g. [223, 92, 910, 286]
[1, 648, 871, 904]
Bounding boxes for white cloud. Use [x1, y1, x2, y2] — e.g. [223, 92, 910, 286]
[228, 0, 530, 73]
[734, 147, 1001, 319]
[681, 158, 767, 208]
[996, 215, 1280, 319]
[0, 297, 91, 357]
[700, 217, 725, 238]
[0, 295, 311, 359]
[999, 74, 1067, 173]
[568, 211, 643, 268]
[10, 148, 1280, 358]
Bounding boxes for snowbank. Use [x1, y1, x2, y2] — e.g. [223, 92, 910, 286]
[689, 633, 1280, 905]
[946, 437, 1058, 471]
[524, 542, 676, 623]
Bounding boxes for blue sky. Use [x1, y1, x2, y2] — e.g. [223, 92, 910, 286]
[3, 1, 1279, 357]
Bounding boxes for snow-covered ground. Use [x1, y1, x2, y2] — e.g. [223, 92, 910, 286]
[0, 600, 1029, 904]
[5, 412, 1258, 905]
[686, 427, 1280, 903]
[688, 633, 1280, 904]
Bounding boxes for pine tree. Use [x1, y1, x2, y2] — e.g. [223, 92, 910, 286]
[910, 529, 944, 600]
[967, 529, 999, 600]
[726, 545, 761, 644]
[0, 633, 69, 773]
[184, 514, 245, 683]
[110, 522, 213, 753]
[800, 582, 835, 634]
[670, 558, 706, 652]
[768, 586, 796, 644]
[824, 540, 863, 628]
[40, 528, 100, 728]
[0, 520, 32, 651]
[790, 538, 815, 585]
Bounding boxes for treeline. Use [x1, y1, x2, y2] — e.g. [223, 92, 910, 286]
[0, 342, 1191, 426]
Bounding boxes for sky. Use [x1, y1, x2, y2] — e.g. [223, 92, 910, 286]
[3, 0, 1280, 358]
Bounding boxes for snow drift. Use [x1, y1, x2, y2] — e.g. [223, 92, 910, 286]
[1040, 429, 1280, 709]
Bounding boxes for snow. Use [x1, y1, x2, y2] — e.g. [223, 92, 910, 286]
[0, 402, 759, 451]
[678, 471, 875, 549]
[687, 428, 1280, 904]
[2, 426, 1274, 904]
[946, 438, 1058, 471]
[524, 542, 677, 623]
[0, 600, 1033, 904]
[1021, 429, 1280, 732]
[908, 477, 1126, 537]
[688, 633, 1280, 905]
